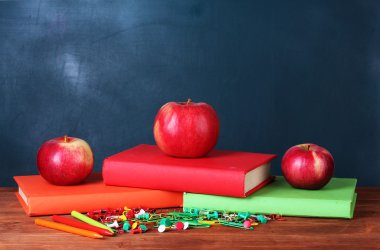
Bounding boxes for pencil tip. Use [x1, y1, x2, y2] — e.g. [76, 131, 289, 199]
[95, 234, 104, 239]
[105, 231, 115, 236]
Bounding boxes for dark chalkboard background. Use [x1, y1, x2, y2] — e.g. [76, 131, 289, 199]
[1, 0, 379, 187]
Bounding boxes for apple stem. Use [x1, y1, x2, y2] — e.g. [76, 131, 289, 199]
[307, 145, 310, 151]
[64, 135, 68, 143]
[186, 98, 192, 105]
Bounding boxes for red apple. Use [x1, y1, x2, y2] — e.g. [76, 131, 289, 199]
[37, 136, 94, 185]
[281, 143, 334, 189]
[153, 99, 220, 158]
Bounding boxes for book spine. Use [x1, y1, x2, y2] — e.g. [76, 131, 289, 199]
[183, 193, 354, 219]
[102, 159, 246, 197]
[15, 193, 33, 216]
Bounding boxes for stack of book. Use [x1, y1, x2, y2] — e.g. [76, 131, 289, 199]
[15, 144, 357, 219]
[102, 144, 357, 219]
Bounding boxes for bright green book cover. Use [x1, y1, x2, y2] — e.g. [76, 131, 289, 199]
[184, 176, 357, 219]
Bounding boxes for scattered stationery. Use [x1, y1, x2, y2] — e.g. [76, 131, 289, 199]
[184, 176, 357, 219]
[81, 206, 282, 234]
[103, 144, 276, 197]
[14, 172, 182, 216]
[35, 218, 103, 239]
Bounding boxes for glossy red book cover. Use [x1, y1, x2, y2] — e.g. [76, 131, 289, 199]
[103, 144, 276, 197]
[14, 172, 183, 216]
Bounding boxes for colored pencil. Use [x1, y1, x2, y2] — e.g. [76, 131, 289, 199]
[71, 210, 114, 233]
[35, 218, 103, 239]
[52, 215, 114, 236]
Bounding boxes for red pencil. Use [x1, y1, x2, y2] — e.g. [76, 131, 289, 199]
[52, 215, 115, 236]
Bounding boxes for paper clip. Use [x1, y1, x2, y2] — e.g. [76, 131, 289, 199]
[198, 220, 218, 225]
[269, 214, 287, 221]
[220, 221, 254, 230]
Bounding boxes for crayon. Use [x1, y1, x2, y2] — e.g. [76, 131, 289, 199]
[71, 210, 114, 233]
[35, 218, 103, 239]
[52, 215, 114, 236]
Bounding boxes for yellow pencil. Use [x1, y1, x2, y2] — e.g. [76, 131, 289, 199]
[35, 218, 103, 239]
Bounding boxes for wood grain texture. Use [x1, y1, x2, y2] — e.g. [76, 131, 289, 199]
[0, 188, 379, 250]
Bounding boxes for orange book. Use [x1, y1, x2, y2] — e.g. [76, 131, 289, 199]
[14, 172, 183, 216]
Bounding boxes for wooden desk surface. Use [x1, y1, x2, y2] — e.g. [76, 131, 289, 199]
[0, 187, 379, 250]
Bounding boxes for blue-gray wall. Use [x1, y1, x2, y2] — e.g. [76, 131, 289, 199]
[1, 0, 379, 186]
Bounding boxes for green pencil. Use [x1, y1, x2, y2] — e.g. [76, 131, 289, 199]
[71, 210, 114, 233]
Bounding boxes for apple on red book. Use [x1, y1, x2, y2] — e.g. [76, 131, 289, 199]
[153, 99, 220, 158]
[37, 135, 94, 185]
[281, 143, 334, 190]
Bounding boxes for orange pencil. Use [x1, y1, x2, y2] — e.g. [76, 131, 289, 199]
[35, 218, 103, 239]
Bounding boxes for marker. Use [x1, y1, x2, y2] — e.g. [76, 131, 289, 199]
[52, 215, 114, 236]
[35, 218, 103, 239]
[71, 210, 114, 234]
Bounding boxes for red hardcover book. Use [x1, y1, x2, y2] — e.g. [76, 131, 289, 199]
[103, 144, 276, 197]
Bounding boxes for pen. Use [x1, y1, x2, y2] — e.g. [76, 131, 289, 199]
[71, 210, 114, 234]
[35, 218, 103, 239]
[52, 215, 114, 236]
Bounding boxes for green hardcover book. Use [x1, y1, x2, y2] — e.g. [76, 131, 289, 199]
[184, 176, 357, 219]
